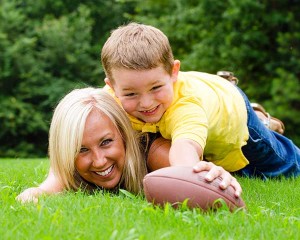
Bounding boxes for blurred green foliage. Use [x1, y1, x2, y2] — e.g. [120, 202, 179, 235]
[0, 0, 299, 157]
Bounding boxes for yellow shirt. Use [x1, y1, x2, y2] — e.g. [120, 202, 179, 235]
[105, 71, 249, 172]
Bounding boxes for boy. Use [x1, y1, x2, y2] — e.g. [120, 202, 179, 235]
[101, 22, 300, 179]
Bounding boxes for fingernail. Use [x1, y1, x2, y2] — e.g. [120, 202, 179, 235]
[205, 174, 212, 181]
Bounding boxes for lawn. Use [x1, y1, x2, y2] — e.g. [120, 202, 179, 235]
[1, 158, 299, 240]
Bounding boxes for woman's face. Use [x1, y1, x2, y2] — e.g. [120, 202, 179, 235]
[75, 109, 126, 189]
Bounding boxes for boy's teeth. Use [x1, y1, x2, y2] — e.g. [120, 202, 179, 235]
[144, 107, 156, 112]
[96, 165, 114, 176]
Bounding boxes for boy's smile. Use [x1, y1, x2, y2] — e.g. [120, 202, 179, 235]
[106, 64, 179, 123]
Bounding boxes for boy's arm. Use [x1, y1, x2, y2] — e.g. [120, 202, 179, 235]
[169, 138, 202, 166]
[16, 167, 64, 203]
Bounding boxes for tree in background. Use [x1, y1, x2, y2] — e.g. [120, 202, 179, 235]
[0, 0, 299, 157]
[0, 0, 135, 157]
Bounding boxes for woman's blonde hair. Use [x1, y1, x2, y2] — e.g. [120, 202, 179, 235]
[49, 87, 147, 194]
[101, 22, 174, 82]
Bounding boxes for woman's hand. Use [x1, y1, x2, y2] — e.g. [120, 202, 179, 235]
[16, 187, 46, 204]
[16, 167, 65, 204]
[193, 161, 242, 198]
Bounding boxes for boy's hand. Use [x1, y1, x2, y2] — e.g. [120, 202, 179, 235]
[193, 161, 242, 198]
[149, 137, 242, 197]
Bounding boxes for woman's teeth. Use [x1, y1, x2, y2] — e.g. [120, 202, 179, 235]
[96, 165, 114, 176]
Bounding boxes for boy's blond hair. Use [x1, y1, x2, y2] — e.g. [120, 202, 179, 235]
[49, 87, 147, 194]
[101, 22, 174, 82]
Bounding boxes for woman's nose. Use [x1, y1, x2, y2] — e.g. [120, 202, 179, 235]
[92, 151, 107, 168]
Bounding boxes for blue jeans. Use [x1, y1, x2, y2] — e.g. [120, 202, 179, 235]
[236, 88, 300, 179]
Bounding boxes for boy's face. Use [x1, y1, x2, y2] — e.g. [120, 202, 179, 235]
[106, 61, 180, 123]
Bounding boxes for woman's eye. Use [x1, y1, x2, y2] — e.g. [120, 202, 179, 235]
[79, 147, 88, 153]
[101, 139, 112, 146]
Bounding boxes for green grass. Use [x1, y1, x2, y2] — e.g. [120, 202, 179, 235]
[1, 159, 300, 240]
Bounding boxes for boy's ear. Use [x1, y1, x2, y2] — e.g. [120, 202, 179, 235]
[104, 78, 114, 90]
[171, 60, 180, 82]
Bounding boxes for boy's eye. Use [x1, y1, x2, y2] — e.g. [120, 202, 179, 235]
[124, 93, 135, 97]
[152, 85, 162, 90]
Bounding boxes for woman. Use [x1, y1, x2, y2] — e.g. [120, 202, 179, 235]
[17, 87, 241, 203]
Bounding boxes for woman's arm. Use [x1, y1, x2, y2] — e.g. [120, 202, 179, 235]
[147, 137, 171, 171]
[16, 167, 64, 203]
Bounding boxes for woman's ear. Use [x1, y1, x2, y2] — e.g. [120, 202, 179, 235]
[171, 60, 181, 82]
[104, 78, 114, 90]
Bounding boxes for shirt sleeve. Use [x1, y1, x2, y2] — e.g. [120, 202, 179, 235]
[163, 96, 208, 150]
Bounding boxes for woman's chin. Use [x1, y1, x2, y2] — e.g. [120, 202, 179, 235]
[93, 176, 121, 190]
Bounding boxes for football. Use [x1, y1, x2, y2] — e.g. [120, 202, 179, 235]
[143, 166, 246, 212]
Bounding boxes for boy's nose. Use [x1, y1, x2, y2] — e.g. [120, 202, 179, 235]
[139, 95, 153, 109]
